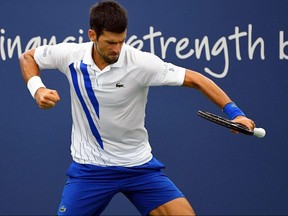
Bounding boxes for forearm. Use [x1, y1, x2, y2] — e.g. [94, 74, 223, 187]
[19, 48, 60, 108]
[19, 49, 40, 83]
[183, 70, 231, 109]
[20, 48, 47, 98]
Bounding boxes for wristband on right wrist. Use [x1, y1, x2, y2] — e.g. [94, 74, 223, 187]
[27, 76, 46, 99]
[223, 102, 246, 120]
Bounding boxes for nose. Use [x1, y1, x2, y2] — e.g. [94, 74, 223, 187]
[112, 43, 122, 54]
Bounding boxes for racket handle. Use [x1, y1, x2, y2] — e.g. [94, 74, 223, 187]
[253, 128, 266, 138]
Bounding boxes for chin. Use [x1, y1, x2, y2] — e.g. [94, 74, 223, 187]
[108, 58, 119, 64]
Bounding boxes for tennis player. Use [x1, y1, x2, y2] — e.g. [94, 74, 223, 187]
[20, 1, 255, 215]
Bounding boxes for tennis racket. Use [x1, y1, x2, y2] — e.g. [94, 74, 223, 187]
[197, 110, 266, 138]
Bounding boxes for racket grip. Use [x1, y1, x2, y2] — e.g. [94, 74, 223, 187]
[253, 128, 266, 138]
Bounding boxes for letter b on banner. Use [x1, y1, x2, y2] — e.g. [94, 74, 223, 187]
[280, 31, 288, 60]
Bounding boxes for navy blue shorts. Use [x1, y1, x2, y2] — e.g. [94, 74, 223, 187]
[57, 158, 184, 216]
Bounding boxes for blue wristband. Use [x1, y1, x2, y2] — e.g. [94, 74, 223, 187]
[223, 102, 246, 120]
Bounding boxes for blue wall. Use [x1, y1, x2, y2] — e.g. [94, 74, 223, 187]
[0, 0, 287, 215]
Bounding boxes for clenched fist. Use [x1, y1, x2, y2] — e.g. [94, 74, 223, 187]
[34, 87, 61, 109]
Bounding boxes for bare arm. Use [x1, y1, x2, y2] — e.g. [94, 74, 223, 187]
[183, 69, 255, 130]
[20, 49, 41, 82]
[19, 49, 60, 109]
[183, 69, 231, 108]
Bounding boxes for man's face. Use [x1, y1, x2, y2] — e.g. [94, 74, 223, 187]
[94, 30, 127, 64]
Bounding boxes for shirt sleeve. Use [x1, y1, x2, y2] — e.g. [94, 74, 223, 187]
[131, 49, 186, 87]
[34, 43, 78, 73]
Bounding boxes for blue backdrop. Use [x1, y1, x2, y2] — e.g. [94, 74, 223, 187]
[0, 0, 287, 215]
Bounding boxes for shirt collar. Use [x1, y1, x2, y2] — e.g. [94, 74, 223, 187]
[82, 42, 95, 66]
[82, 42, 126, 69]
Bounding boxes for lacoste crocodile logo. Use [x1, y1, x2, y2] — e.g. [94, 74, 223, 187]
[116, 83, 124, 88]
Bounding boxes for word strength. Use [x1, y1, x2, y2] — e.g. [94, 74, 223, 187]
[128, 25, 267, 78]
[0, 25, 287, 78]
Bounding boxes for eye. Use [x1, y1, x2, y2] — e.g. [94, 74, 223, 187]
[107, 40, 125, 45]
[107, 41, 116, 45]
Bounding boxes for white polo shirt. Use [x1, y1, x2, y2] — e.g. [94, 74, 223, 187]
[34, 42, 186, 167]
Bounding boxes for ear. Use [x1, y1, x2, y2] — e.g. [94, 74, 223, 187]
[88, 29, 97, 41]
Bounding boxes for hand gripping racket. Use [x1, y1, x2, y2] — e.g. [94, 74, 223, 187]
[197, 110, 266, 138]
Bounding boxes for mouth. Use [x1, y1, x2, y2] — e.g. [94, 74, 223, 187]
[109, 54, 119, 62]
[109, 52, 119, 58]
[110, 55, 118, 59]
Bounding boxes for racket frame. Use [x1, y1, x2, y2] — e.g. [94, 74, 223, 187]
[197, 110, 254, 135]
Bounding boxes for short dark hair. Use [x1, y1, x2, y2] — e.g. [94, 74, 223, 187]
[89, 1, 128, 39]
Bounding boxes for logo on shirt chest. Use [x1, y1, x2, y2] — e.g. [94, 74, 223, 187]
[115, 82, 125, 88]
